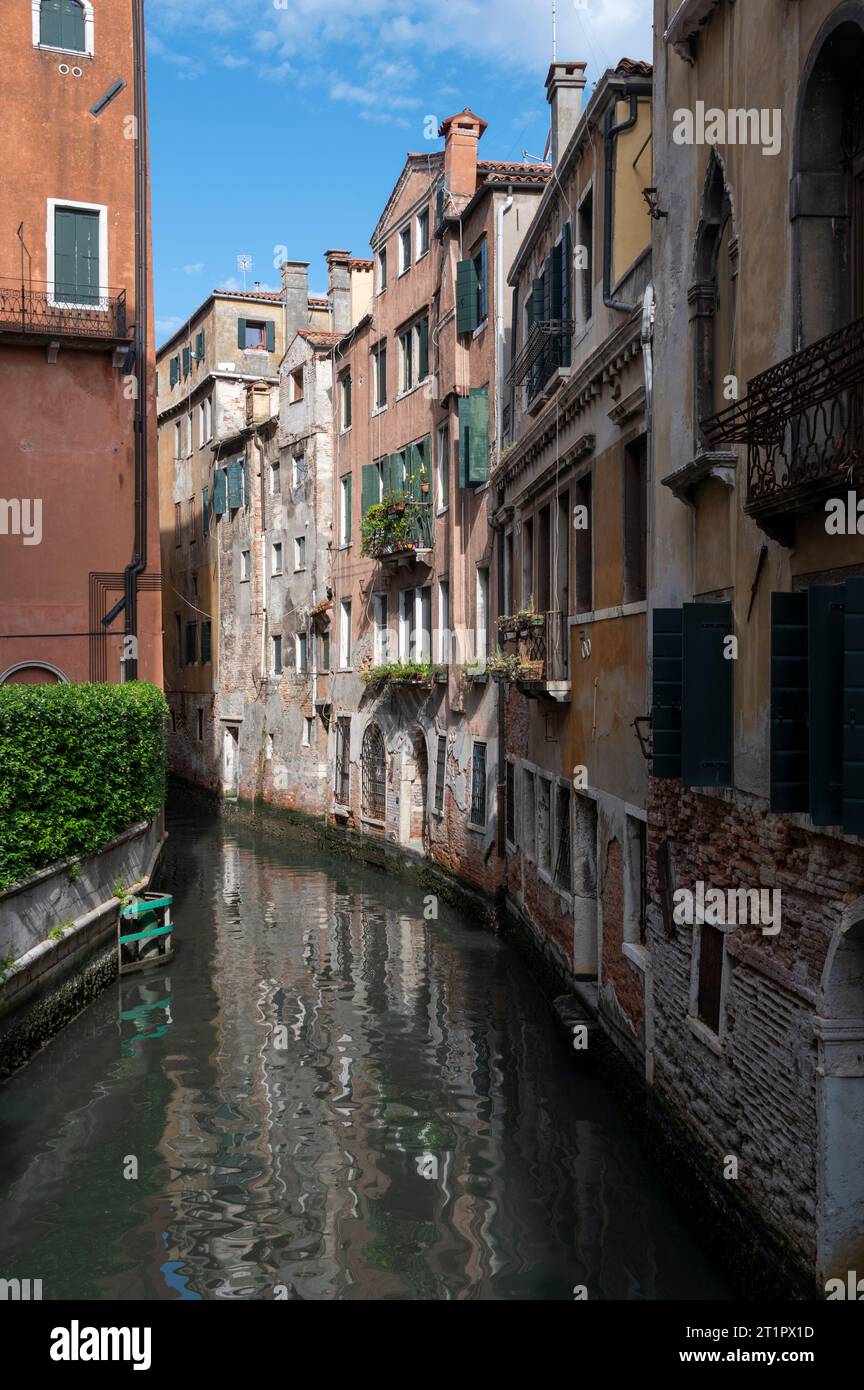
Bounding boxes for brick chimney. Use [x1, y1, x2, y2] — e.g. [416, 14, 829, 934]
[280, 259, 310, 341]
[325, 249, 352, 335]
[545, 62, 587, 166]
[438, 108, 488, 201]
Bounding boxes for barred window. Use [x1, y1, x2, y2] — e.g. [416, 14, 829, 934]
[334, 716, 350, 805]
[470, 741, 487, 827]
[362, 723, 387, 820]
[435, 734, 446, 814]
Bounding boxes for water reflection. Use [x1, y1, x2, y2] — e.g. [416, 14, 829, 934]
[0, 793, 734, 1301]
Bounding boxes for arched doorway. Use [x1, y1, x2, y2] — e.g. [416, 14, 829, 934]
[0, 661, 68, 685]
[815, 896, 864, 1281]
[361, 722, 387, 822]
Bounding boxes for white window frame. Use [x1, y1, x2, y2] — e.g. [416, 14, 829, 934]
[340, 476, 351, 546]
[174, 420, 182, 462]
[46, 197, 108, 308]
[292, 452, 305, 488]
[398, 223, 411, 275]
[340, 371, 352, 432]
[415, 206, 430, 261]
[399, 588, 415, 661]
[372, 343, 387, 413]
[272, 633, 283, 675]
[339, 599, 352, 670]
[373, 592, 389, 666]
[436, 577, 450, 665]
[295, 632, 308, 675]
[302, 716, 313, 748]
[33, 0, 95, 57]
[398, 327, 414, 395]
[272, 541, 283, 576]
[475, 565, 489, 665]
[376, 246, 387, 294]
[240, 549, 251, 582]
[186, 412, 193, 457]
[269, 459, 280, 495]
[417, 585, 431, 662]
[436, 423, 449, 514]
[293, 535, 305, 572]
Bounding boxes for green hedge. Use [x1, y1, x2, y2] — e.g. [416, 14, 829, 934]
[0, 682, 167, 891]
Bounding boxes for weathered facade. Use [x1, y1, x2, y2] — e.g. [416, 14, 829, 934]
[0, 0, 161, 688]
[648, 0, 864, 1288]
[325, 113, 548, 893]
[492, 60, 652, 1066]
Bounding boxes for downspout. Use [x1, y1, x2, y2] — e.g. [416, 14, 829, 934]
[640, 279, 656, 1090]
[124, 0, 149, 679]
[603, 90, 641, 313]
[253, 431, 267, 683]
[495, 187, 513, 459]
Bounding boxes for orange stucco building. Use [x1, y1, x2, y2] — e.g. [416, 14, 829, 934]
[0, 0, 161, 688]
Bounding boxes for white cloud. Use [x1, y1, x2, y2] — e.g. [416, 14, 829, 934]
[156, 314, 185, 336]
[182, 262, 205, 275]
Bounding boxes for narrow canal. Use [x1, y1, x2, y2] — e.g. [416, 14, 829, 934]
[0, 791, 735, 1300]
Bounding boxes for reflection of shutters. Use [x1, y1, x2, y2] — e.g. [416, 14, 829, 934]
[769, 592, 809, 813]
[682, 602, 733, 787]
[54, 207, 99, 304]
[226, 460, 243, 509]
[456, 259, 478, 333]
[843, 576, 864, 834]
[361, 464, 379, 515]
[809, 585, 844, 824]
[213, 468, 227, 514]
[652, 608, 683, 779]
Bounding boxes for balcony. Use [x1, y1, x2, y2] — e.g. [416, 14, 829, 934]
[507, 320, 575, 413]
[0, 277, 129, 347]
[360, 495, 433, 568]
[701, 314, 864, 545]
[495, 610, 570, 701]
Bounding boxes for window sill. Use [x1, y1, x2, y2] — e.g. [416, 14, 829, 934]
[340, 425, 351, 435]
[686, 1013, 725, 1057]
[398, 267, 411, 279]
[337, 667, 353, 673]
[292, 567, 305, 575]
[371, 404, 388, 418]
[337, 542, 351, 551]
[622, 941, 649, 972]
[361, 815, 386, 828]
[415, 249, 429, 264]
[472, 319, 488, 340]
[36, 45, 93, 59]
[467, 820, 487, 834]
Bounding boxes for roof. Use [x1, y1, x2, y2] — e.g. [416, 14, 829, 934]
[157, 289, 326, 357]
[297, 329, 342, 347]
[477, 158, 550, 187]
[615, 57, 653, 77]
[347, 257, 374, 270]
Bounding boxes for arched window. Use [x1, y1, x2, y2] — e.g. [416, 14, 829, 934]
[794, 18, 864, 347]
[39, 0, 86, 54]
[691, 155, 737, 444]
[361, 723, 387, 821]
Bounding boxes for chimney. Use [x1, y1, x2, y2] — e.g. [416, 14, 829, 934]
[325, 249, 352, 335]
[438, 108, 488, 201]
[280, 259, 310, 342]
[545, 61, 587, 165]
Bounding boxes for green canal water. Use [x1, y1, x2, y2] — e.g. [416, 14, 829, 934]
[0, 790, 735, 1300]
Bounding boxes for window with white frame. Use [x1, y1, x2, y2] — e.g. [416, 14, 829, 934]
[398, 314, 429, 395]
[272, 633, 283, 674]
[174, 420, 182, 461]
[436, 423, 450, 512]
[340, 475, 352, 545]
[272, 541, 283, 576]
[398, 224, 411, 274]
[398, 327, 414, 394]
[418, 586, 431, 661]
[296, 631, 308, 674]
[373, 593, 389, 666]
[302, 715, 314, 748]
[339, 598, 352, 668]
[437, 578, 450, 665]
[476, 566, 489, 664]
[294, 535, 306, 571]
[240, 549, 251, 581]
[292, 453, 305, 487]
[373, 343, 387, 410]
[377, 246, 388, 293]
[269, 460, 281, 495]
[49, 200, 106, 306]
[186, 413, 193, 456]
[399, 588, 416, 661]
[416, 206, 430, 259]
[36, 2, 94, 60]
[340, 371, 352, 431]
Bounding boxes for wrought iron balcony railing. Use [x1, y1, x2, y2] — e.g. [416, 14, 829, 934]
[360, 496, 433, 562]
[507, 320, 574, 401]
[498, 610, 569, 693]
[0, 277, 129, 341]
[701, 313, 864, 542]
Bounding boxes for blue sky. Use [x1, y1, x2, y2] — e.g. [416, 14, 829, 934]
[147, 0, 654, 344]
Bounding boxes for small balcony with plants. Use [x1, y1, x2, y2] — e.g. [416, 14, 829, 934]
[493, 609, 570, 701]
[360, 489, 433, 568]
[360, 659, 446, 695]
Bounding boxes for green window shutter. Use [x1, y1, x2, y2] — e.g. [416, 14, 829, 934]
[808, 586, 844, 824]
[561, 223, 572, 368]
[435, 184, 445, 231]
[418, 315, 429, 380]
[458, 395, 471, 488]
[169, 356, 178, 387]
[456, 259, 479, 334]
[770, 592, 809, 813]
[266, 320, 276, 352]
[469, 386, 491, 483]
[182, 346, 191, 377]
[202, 486, 210, 537]
[361, 463, 379, 516]
[227, 460, 243, 509]
[243, 458, 250, 508]
[201, 621, 212, 665]
[478, 240, 488, 322]
[344, 473, 352, 543]
[843, 577, 864, 835]
[390, 451, 405, 496]
[406, 442, 422, 500]
[213, 468, 227, 515]
[345, 376, 352, 428]
[528, 277, 544, 396]
[40, 1, 64, 47]
[682, 602, 733, 788]
[379, 455, 391, 497]
[652, 608, 683, 780]
[551, 241, 564, 319]
[237, 318, 247, 350]
[54, 206, 99, 304]
[195, 330, 205, 360]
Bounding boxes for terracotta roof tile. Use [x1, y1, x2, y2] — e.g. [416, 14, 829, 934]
[297, 329, 342, 346]
[615, 57, 653, 76]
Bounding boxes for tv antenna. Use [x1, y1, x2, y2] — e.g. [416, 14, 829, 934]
[237, 254, 252, 291]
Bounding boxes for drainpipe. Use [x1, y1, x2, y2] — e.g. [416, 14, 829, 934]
[602, 90, 642, 313]
[494, 515, 506, 864]
[495, 187, 513, 458]
[253, 431, 267, 682]
[123, 0, 149, 680]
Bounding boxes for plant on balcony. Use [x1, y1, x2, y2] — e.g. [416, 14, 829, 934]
[361, 660, 442, 692]
[497, 606, 540, 640]
[361, 494, 430, 559]
[487, 648, 524, 680]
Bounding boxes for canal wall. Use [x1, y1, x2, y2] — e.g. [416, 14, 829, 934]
[0, 815, 165, 1079]
[175, 777, 818, 1298]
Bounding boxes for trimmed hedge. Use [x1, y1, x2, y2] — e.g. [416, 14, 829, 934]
[0, 682, 167, 891]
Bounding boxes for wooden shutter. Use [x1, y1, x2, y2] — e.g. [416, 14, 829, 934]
[54, 207, 99, 304]
[195, 330, 205, 360]
[379, 455, 391, 497]
[391, 451, 405, 495]
[528, 276, 544, 396]
[213, 468, 227, 515]
[40, 1, 64, 47]
[550, 241, 563, 319]
[769, 592, 809, 813]
[809, 586, 844, 824]
[458, 395, 471, 487]
[169, 356, 178, 387]
[456, 259, 478, 334]
[201, 621, 212, 665]
[344, 473, 352, 543]
[682, 602, 733, 787]
[652, 608, 683, 779]
[467, 387, 489, 484]
[243, 458, 250, 508]
[226, 460, 243, 509]
[478, 240, 488, 321]
[406, 442, 422, 500]
[237, 318, 247, 349]
[418, 315, 429, 380]
[202, 486, 210, 537]
[561, 222, 572, 368]
[435, 184, 445, 232]
[182, 346, 191, 377]
[361, 464, 379, 516]
[266, 320, 276, 352]
[843, 576, 864, 835]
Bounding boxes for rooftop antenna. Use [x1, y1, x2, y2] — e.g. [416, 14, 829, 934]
[552, 0, 557, 62]
[237, 254, 252, 292]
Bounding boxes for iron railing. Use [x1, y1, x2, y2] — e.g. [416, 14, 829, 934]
[0, 277, 129, 340]
[517, 610, 568, 682]
[361, 497, 433, 560]
[507, 320, 574, 400]
[701, 313, 864, 515]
